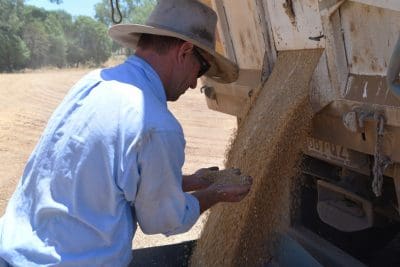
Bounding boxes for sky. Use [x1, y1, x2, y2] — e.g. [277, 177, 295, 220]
[26, 0, 100, 18]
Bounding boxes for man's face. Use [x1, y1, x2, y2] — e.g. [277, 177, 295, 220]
[166, 44, 210, 101]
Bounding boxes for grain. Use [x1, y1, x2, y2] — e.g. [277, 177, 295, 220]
[190, 49, 323, 266]
[202, 168, 252, 185]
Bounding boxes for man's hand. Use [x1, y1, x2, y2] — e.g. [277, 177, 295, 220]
[209, 180, 252, 203]
[192, 170, 253, 213]
[182, 166, 219, 192]
[201, 168, 251, 185]
[194, 166, 219, 178]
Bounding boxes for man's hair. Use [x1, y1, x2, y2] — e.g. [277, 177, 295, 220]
[137, 34, 185, 54]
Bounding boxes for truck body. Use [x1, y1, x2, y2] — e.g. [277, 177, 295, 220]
[201, 0, 400, 265]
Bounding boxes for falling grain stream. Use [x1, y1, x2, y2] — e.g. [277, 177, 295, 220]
[191, 49, 323, 266]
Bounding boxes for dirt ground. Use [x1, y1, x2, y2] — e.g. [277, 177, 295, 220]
[0, 68, 236, 248]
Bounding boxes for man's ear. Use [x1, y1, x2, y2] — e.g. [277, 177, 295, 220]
[177, 42, 194, 63]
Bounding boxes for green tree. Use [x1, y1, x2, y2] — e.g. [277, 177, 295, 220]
[127, 0, 156, 24]
[72, 16, 112, 66]
[22, 6, 69, 68]
[95, 0, 156, 26]
[22, 6, 51, 68]
[0, 28, 30, 71]
[44, 12, 67, 67]
[0, 0, 24, 27]
[95, 0, 113, 27]
[47, 34, 67, 67]
[66, 40, 84, 67]
[0, 0, 29, 71]
[1, 0, 155, 71]
[23, 20, 50, 68]
[52, 10, 73, 38]
[95, 0, 156, 55]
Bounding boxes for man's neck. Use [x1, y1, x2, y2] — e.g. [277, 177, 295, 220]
[135, 49, 174, 92]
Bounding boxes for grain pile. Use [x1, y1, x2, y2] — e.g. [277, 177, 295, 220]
[190, 49, 323, 266]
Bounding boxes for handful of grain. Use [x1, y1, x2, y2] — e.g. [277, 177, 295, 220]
[201, 168, 251, 186]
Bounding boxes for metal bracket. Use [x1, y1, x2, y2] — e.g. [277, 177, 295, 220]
[342, 108, 376, 139]
[342, 109, 392, 196]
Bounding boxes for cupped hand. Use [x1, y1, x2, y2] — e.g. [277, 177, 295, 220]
[194, 166, 219, 177]
[193, 166, 220, 187]
[209, 176, 253, 202]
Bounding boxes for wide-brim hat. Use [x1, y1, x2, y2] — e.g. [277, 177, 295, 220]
[108, 0, 238, 84]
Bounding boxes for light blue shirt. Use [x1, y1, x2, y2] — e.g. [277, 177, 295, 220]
[0, 56, 200, 266]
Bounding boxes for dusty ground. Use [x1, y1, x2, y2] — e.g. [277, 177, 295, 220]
[0, 68, 236, 248]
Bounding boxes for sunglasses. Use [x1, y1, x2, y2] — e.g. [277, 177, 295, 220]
[192, 47, 211, 78]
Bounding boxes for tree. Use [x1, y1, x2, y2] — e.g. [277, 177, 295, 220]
[52, 10, 73, 37]
[44, 12, 67, 67]
[22, 6, 69, 68]
[47, 35, 67, 67]
[95, 0, 113, 27]
[95, 0, 156, 55]
[66, 40, 84, 67]
[22, 20, 50, 68]
[0, 0, 29, 71]
[72, 16, 112, 66]
[126, 0, 157, 24]
[1, 0, 158, 71]
[95, 0, 156, 26]
[0, 27, 30, 71]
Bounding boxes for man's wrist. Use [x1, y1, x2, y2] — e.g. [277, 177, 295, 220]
[192, 187, 221, 213]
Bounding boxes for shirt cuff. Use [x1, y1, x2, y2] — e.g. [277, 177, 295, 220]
[164, 193, 200, 236]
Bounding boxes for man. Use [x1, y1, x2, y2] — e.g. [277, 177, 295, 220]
[0, 0, 252, 266]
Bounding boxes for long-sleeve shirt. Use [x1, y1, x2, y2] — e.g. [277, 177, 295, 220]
[0, 55, 200, 266]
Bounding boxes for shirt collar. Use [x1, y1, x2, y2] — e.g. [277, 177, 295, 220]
[126, 55, 167, 104]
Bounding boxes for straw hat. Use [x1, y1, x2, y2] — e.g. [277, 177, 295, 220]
[108, 0, 238, 83]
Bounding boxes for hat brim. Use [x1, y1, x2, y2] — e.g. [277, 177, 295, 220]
[109, 24, 238, 84]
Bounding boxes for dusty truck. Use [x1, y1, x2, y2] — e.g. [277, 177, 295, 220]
[199, 0, 400, 266]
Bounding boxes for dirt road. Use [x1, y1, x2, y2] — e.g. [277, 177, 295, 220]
[0, 68, 236, 247]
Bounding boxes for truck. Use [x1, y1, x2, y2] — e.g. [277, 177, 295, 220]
[199, 0, 400, 266]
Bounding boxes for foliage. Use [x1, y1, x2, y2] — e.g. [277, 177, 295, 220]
[95, 0, 113, 27]
[0, 0, 29, 71]
[95, 0, 156, 26]
[0, 0, 156, 72]
[127, 0, 157, 24]
[95, 0, 156, 54]
[72, 16, 112, 66]
[22, 20, 49, 68]
[0, 28, 30, 71]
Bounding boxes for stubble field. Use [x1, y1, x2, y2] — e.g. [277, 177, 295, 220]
[0, 68, 236, 248]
